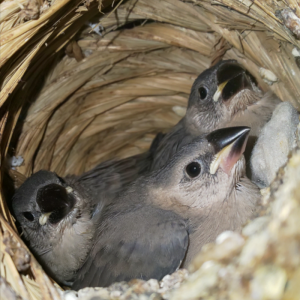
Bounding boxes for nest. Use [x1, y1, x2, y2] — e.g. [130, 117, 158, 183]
[1, 0, 300, 299]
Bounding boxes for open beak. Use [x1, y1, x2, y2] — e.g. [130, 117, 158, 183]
[213, 62, 252, 102]
[37, 183, 74, 225]
[207, 126, 250, 175]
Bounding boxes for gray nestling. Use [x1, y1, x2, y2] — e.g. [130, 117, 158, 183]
[11, 146, 164, 286]
[12, 170, 102, 286]
[72, 126, 260, 289]
[151, 60, 281, 172]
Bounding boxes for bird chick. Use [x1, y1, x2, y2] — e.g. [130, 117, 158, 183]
[11, 170, 101, 285]
[250, 101, 299, 188]
[72, 126, 260, 290]
[151, 60, 281, 171]
[11, 147, 163, 286]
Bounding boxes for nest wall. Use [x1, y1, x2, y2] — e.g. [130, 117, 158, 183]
[1, 0, 300, 299]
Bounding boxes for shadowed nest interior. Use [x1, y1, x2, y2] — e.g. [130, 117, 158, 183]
[1, 0, 300, 299]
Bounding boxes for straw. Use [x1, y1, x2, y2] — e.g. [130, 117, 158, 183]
[1, 0, 300, 298]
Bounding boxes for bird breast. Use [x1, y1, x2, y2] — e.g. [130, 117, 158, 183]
[183, 175, 259, 266]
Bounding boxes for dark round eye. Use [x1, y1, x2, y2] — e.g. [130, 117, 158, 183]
[198, 86, 208, 100]
[23, 212, 34, 222]
[186, 162, 201, 178]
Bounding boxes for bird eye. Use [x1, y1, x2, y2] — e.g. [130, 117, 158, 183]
[23, 212, 34, 222]
[198, 86, 208, 100]
[186, 162, 201, 178]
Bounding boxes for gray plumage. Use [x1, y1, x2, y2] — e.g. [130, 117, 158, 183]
[11, 145, 163, 286]
[12, 171, 97, 285]
[151, 60, 281, 172]
[72, 126, 260, 290]
[250, 101, 299, 188]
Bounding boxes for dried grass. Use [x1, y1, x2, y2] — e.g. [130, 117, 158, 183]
[1, 0, 300, 299]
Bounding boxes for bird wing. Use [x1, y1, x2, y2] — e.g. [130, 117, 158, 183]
[74, 132, 166, 201]
[72, 205, 188, 289]
[76, 153, 151, 197]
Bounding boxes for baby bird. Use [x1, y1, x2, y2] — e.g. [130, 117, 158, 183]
[72, 126, 260, 289]
[11, 151, 161, 286]
[151, 60, 281, 171]
[12, 170, 98, 286]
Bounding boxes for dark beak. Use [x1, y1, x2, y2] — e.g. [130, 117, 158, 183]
[37, 184, 75, 225]
[213, 62, 253, 102]
[207, 126, 250, 175]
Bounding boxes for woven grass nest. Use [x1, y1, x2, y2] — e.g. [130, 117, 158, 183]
[2, 0, 300, 299]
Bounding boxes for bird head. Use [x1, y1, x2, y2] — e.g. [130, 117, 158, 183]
[12, 170, 77, 250]
[153, 126, 250, 209]
[12, 170, 99, 284]
[186, 60, 260, 133]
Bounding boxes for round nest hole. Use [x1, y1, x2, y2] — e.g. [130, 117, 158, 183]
[2, 0, 300, 299]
